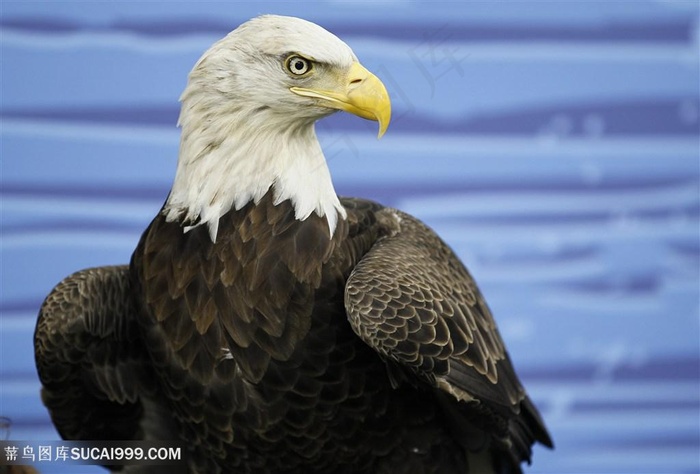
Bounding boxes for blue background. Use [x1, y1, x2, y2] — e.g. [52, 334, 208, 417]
[1, 1, 699, 473]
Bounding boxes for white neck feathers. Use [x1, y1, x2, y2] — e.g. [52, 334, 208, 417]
[163, 106, 346, 242]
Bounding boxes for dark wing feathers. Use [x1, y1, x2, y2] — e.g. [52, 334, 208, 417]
[345, 209, 512, 401]
[36, 194, 550, 473]
[345, 208, 553, 466]
[34, 266, 164, 442]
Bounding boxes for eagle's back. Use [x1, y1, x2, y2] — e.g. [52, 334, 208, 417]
[129, 191, 544, 473]
[133, 193, 379, 471]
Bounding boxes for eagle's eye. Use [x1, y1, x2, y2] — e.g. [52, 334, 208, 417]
[286, 55, 312, 76]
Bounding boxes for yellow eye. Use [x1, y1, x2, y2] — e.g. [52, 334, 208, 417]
[286, 55, 312, 76]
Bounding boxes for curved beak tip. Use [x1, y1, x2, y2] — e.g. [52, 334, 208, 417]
[365, 80, 391, 139]
[377, 114, 390, 139]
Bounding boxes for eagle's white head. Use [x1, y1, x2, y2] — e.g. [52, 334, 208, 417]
[163, 15, 391, 241]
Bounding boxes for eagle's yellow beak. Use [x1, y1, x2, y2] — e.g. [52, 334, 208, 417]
[290, 62, 391, 138]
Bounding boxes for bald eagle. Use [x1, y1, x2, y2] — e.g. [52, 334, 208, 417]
[35, 15, 552, 474]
